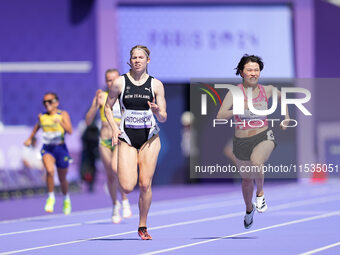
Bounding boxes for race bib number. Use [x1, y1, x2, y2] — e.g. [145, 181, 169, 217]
[125, 110, 153, 129]
[267, 130, 275, 140]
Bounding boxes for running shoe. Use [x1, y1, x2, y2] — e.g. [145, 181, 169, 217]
[63, 198, 72, 215]
[244, 203, 256, 229]
[112, 201, 122, 224]
[122, 199, 132, 218]
[256, 195, 268, 213]
[44, 197, 55, 213]
[138, 227, 152, 240]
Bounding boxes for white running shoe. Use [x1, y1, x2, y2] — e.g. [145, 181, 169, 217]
[112, 201, 122, 224]
[244, 203, 256, 229]
[256, 195, 268, 213]
[122, 199, 132, 218]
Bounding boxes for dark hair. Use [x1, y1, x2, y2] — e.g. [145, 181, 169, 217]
[44, 92, 59, 101]
[235, 54, 264, 76]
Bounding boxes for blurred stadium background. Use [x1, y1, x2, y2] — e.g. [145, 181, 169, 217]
[0, 0, 339, 201]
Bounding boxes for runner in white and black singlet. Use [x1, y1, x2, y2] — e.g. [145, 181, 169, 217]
[119, 73, 160, 149]
[104, 45, 167, 240]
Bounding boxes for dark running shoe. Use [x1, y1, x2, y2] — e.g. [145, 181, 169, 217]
[138, 227, 152, 240]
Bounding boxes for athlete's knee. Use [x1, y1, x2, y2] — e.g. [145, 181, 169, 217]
[122, 187, 134, 194]
[57, 173, 67, 183]
[120, 183, 135, 194]
[106, 172, 115, 184]
[242, 178, 253, 185]
[250, 158, 265, 167]
[139, 180, 151, 193]
[59, 177, 68, 184]
[46, 169, 54, 176]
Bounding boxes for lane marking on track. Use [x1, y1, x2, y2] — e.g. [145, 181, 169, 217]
[141, 211, 340, 255]
[1, 194, 340, 254]
[299, 241, 340, 255]
[0, 200, 242, 237]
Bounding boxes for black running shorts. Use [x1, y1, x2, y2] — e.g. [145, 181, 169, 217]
[233, 129, 276, 161]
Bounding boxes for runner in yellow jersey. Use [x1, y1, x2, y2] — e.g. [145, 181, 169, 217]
[24, 92, 73, 215]
[86, 69, 132, 224]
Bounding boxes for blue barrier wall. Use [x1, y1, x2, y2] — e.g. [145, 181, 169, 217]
[0, 0, 97, 126]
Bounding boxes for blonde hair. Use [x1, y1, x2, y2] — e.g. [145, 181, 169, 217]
[105, 68, 119, 78]
[128, 45, 151, 73]
[130, 45, 150, 59]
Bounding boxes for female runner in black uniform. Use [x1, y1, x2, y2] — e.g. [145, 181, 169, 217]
[104, 45, 167, 240]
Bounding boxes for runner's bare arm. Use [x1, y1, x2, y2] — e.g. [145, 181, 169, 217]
[60, 111, 73, 134]
[266, 85, 290, 130]
[104, 76, 123, 144]
[24, 115, 41, 146]
[148, 79, 167, 123]
[85, 89, 103, 126]
[216, 91, 234, 119]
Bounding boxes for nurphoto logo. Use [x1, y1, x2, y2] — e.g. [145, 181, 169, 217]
[199, 84, 312, 128]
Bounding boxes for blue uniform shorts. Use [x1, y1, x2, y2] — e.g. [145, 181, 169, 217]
[41, 144, 70, 169]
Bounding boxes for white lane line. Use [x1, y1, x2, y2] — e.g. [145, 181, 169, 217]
[141, 211, 340, 255]
[270, 210, 332, 216]
[2, 191, 339, 237]
[0, 223, 82, 237]
[0, 207, 111, 225]
[0, 182, 320, 225]
[1, 194, 340, 254]
[0, 200, 242, 237]
[0, 181, 329, 225]
[0, 229, 137, 255]
[0, 192, 235, 225]
[1, 183, 339, 236]
[264, 194, 340, 211]
[0, 61, 92, 73]
[1, 192, 339, 237]
[85, 199, 243, 224]
[0, 213, 245, 255]
[299, 241, 340, 255]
